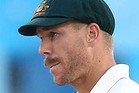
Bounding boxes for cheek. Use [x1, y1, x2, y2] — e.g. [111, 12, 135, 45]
[52, 37, 90, 84]
[63, 37, 88, 66]
[63, 40, 89, 74]
[54, 33, 89, 71]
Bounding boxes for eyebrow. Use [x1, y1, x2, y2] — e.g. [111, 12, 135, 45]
[36, 27, 57, 39]
[36, 27, 48, 36]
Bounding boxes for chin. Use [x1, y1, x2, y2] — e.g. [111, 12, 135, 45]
[54, 77, 69, 86]
[55, 82, 67, 86]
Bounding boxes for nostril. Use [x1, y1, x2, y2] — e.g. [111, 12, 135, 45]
[39, 48, 51, 56]
[38, 45, 51, 56]
[43, 51, 51, 55]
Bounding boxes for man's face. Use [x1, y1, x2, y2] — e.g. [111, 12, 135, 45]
[36, 21, 90, 85]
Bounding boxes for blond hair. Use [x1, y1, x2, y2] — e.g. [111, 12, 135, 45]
[101, 31, 113, 54]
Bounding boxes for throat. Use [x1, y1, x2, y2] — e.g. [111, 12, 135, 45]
[70, 72, 96, 93]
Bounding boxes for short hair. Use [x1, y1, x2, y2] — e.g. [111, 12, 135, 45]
[70, 20, 114, 54]
[101, 31, 113, 54]
[70, 20, 87, 30]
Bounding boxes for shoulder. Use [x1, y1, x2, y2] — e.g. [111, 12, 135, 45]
[109, 78, 139, 93]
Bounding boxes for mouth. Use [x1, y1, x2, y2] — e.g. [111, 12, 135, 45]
[43, 57, 61, 68]
[49, 63, 60, 68]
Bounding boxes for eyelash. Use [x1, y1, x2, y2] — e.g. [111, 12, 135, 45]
[49, 32, 58, 40]
[37, 32, 59, 40]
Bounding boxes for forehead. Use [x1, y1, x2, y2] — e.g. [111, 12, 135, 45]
[36, 21, 85, 34]
[37, 21, 71, 31]
[36, 26, 54, 33]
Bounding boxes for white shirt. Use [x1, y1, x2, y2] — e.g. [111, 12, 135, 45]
[90, 64, 139, 93]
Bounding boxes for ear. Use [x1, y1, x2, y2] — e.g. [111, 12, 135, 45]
[86, 23, 100, 43]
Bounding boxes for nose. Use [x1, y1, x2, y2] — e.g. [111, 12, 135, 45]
[38, 40, 52, 56]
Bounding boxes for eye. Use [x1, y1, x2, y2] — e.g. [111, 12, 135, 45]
[49, 32, 58, 40]
[37, 31, 59, 41]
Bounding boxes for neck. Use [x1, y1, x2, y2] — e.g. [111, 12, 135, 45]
[70, 49, 116, 93]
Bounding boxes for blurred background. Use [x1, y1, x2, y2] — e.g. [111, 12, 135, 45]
[0, 0, 139, 93]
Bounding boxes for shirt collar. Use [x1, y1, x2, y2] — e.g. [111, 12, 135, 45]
[90, 64, 129, 93]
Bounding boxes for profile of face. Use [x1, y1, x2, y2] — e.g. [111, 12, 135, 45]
[36, 21, 92, 85]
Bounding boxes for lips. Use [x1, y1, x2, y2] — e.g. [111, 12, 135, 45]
[43, 57, 60, 68]
[49, 62, 60, 68]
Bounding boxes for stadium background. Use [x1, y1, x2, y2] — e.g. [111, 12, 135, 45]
[0, 0, 139, 93]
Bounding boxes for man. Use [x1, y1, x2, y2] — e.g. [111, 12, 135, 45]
[18, 0, 139, 93]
